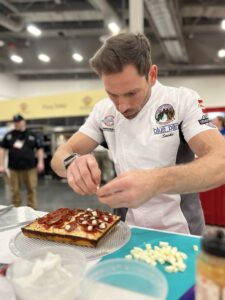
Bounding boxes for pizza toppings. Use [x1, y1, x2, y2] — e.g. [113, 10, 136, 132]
[36, 208, 114, 233]
[99, 222, 106, 230]
[22, 208, 121, 248]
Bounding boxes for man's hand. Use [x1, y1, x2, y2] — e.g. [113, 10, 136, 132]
[96, 169, 160, 208]
[67, 154, 101, 195]
[0, 165, 5, 175]
[37, 162, 45, 173]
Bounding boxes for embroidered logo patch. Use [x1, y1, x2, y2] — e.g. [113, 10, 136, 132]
[102, 115, 114, 127]
[155, 104, 175, 125]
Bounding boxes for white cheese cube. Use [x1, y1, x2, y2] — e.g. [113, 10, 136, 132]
[193, 245, 199, 252]
[99, 222, 106, 229]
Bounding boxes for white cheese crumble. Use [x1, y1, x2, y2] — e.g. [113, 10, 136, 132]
[193, 245, 199, 252]
[87, 225, 93, 231]
[92, 211, 98, 217]
[65, 224, 71, 231]
[125, 241, 188, 273]
[99, 222, 106, 229]
[92, 220, 97, 225]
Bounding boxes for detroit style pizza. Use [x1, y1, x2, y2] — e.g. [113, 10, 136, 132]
[21, 208, 121, 248]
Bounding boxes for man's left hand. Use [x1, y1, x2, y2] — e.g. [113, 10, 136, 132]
[37, 162, 45, 173]
[96, 169, 160, 208]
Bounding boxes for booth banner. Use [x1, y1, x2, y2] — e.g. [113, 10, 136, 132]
[0, 89, 106, 121]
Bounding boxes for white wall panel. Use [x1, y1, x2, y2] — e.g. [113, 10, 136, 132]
[0, 74, 19, 100]
[160, 76, 225, 107]
[18, 79, 103, 97]
[1, 73, 225, 108]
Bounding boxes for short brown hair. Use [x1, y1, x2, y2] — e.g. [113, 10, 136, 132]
[217, 116, 225, 128]
[90, 33, 152, 78]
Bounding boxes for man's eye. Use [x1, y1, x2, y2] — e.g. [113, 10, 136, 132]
[126, 92, 136, 97]
[108, 93, 117, 99]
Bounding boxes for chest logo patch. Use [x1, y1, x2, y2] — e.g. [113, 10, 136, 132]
[155, 104, 175, 125]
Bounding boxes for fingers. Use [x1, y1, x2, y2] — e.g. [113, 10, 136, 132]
[86, 156, 101, 186]
[97, 177, 131, 208]
[67, 154, 101, 195]
[97, 177, 126, 197]
[98, 190, 130, 208]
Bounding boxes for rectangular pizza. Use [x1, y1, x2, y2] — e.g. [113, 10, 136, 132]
[21, 208, 121, 248]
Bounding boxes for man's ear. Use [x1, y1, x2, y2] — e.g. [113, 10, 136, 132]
[148, 65, 158, 86]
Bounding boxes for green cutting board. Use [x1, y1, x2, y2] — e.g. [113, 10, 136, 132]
[101, 227, 201, 300]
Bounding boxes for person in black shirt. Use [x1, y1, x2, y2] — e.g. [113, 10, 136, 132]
[0, 114, 44, 209]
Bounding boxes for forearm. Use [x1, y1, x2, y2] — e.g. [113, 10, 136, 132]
[154, 151, 225, 195]
[51, 132, 99, 178]
[37, 149, 44, 164]
[51, 144, 74, 178]
[0, 148, 5, 167]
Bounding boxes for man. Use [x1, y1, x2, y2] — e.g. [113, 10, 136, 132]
[212, 116, 225, 136]
[0, 114, 44, 209]
[51, 33, 225, 235]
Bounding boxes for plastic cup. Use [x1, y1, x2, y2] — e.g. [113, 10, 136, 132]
[81, 258, 168, 300]
[7, 246, 86, 300]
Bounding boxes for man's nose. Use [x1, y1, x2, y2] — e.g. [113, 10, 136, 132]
[118, 99, 129, 113]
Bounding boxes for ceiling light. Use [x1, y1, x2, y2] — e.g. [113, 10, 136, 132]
[72, 53, 83, 62]
[38, 53, 50, 62]
[10, 54, 23, 64]
[27, 24, 42, 37]
[218, 49, 225, 58]
[108, 22, 120, 35]
[221, 19, 225, 30]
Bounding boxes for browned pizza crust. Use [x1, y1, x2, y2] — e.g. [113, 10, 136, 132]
[21, 208, 121, 248]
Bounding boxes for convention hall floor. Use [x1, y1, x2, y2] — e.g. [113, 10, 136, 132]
[0, 176, 113, 213]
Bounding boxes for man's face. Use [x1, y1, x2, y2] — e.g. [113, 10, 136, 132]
[14, 120, 26, 131]
[102, 64, 157, 119]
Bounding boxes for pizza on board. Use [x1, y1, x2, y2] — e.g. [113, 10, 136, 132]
[21, 208, 121, 248]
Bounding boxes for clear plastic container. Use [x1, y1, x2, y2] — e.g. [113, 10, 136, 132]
[7, 246, 86, 300]
[81, 258, 168, 300]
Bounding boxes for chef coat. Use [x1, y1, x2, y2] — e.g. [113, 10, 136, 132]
[79, 81, 216, 235]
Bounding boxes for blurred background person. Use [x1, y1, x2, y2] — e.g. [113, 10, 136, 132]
[0, 114, 45, 209]
[212, 116, 225, 136]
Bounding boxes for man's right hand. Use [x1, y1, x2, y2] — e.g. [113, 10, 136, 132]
[66, 154, 101, 195]
[0, 165, 5, 175]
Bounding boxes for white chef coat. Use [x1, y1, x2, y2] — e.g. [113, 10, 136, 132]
[79, 81, 216, 235]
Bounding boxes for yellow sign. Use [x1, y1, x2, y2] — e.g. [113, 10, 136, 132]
[0, 89, 107, 121]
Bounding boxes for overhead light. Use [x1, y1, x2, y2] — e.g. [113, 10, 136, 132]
[108, 22, 120, 35]
[27, 24, 42, 37]
[38, 53, 50, 62]
[72, 53, 83, 62]
[10, 54, 23, 64]
[221, 19, 225, 30]
[218, 49, 225, 58]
